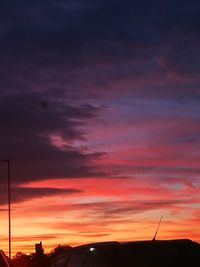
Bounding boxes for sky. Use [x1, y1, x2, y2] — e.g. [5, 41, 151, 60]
[0, 0, 200, 255]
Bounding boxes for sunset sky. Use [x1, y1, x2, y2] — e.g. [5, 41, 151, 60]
[0, 0, 200, 256]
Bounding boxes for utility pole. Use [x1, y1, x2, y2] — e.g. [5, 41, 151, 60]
[0, 160, 11, 259]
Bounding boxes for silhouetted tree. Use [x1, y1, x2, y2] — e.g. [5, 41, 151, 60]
[12, 252, 31, 267]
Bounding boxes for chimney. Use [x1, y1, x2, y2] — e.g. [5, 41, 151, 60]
[35, 241, 44, 256]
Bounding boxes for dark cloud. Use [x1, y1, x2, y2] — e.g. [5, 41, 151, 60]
[88, 199, 191, 219]
[1, 0, 199, 43]
[169, 131, 200, 145]
[0, 186, 82, 205]
[0, 92, 105, 184]
[0, 0, 200, 186]
[77, 233, 110, 238]
[0, 93, 99, 137]
[107, 164, 200, 180]
[43, 198, 194, 218]
[0, 208, 7, 212]
[0, 233, 66, 242]
[0, 0, 200, 102]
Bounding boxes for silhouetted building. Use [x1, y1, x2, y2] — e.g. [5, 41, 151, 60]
[35, 242, 44, 256]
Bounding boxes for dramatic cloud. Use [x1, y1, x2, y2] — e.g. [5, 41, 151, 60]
[0, 92, 105, 184]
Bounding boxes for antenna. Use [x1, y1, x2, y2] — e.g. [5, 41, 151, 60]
[152, 215, 163, 241]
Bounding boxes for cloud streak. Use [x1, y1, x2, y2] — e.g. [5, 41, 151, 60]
[0, 186, 82, 205]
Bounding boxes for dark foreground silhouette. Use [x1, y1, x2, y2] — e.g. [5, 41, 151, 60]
[51, 239, 200, 267]
[0, 250, 10, 267]
[0, 245, 71, 267]
[1, 239, 200, 267]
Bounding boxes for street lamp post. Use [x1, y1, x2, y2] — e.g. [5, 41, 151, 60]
[0, 160, 11, 259]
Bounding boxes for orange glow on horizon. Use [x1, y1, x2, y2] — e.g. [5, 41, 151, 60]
[0, 177, 200, 256]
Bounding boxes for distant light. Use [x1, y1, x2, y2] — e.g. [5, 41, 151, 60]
[89, 247, 95, 252]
